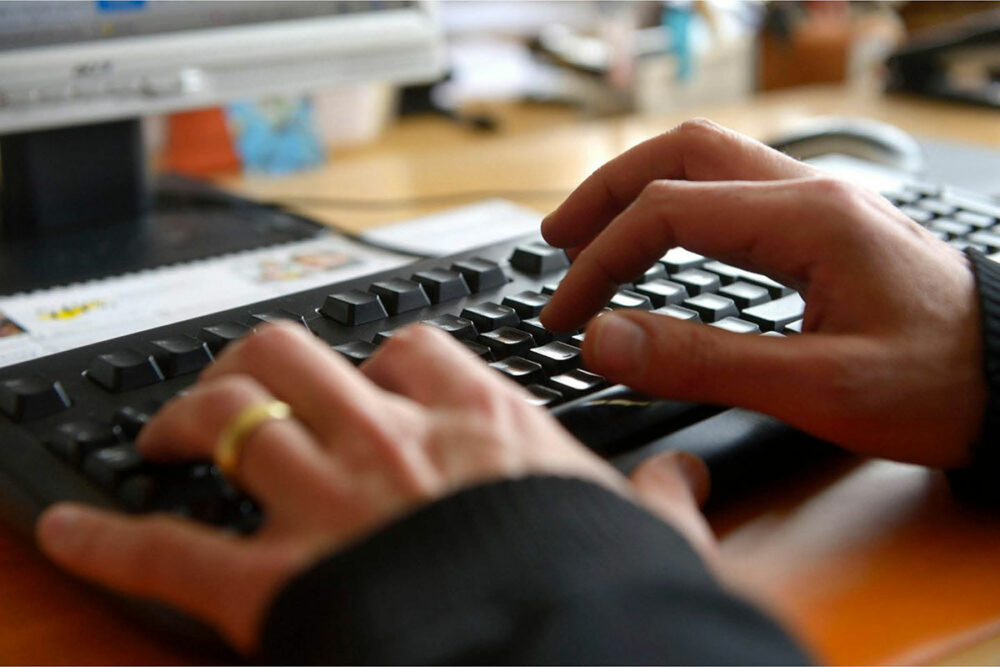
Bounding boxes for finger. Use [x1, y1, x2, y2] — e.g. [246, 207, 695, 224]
[629, 451, 717, 564]
[580, 309, 865, 436]
[139, 375, 343, 511]
[202, 322, 387, 441]
[363, 324, 521, 407]
[540, 177, 850, 332]
[36, 503, 288, 654]
[541, 119, 816, 250]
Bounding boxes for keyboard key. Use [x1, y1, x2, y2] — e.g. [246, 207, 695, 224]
[682, 293, 738, 322]
[899, 205, 934, 224]
[547, 369, 607, 399]
[250, 310, 308, 328]
[87, 350, 164, 392]
[461, 340, 493, 361]
[113, 405, 156, 439]
[119, 474, 159, 512]
[451, 258, 507, 292]
[967, 231, 1000, 251]
[333, 340, 377, 366]
[954, 210, 995, 229]
[518, 317, 562, 345]
[150, 336, 213, 377]
[659, 248, 705, 272]
[709, 317, 760, 334]
[411, 269, 470, 303]
[502, 291, 550, 318]
[942, 192, 1000, 221]
[526, 342, 582, 375]
[370, 279, 431, 315]
[509, 243, 570, 275]
[719, 281, 770, 309]
[319, 289, 387, 326]
[0, 376, 71, 421]
[199, 321, 251, 352]
[609, 289, 653, 310]
[784, 319, 804, 334]
[633, 279, 687, 307]
[636, 264, 668, 283]
[372, 331, 396, 345]
[881, 189, 920, 205]
[670, 269, 720, 296]
[651, 305, 701, 322]
[47, 420, 119, 465]
[741, 293, 806, 332]
[461, 303, 519, 332]
[701, 261, 792, 298]
[478, 327, 535, 359]
[928, 218, 973, 238]
[949, 240, 988, 253]
[423, 314, 478, 340]
[916, 199, 956, 217]
[490, 357, 546, 386]
[83, 445, 145, 490]
[524, 384, 563, 407]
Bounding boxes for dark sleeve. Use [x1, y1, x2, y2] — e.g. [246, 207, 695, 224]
[948, 249, 1000, 504]
[259, 476, 809, 665]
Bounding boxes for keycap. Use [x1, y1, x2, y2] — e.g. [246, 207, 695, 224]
[928, 219, 973, 238]
[899, 206, 934, 224]
[525, 384, 563, 407]
[333, 340, 377, 366]
[150, 336, 213, 377]
[709, 317, 760, 334]
[509, 243, 569, 275]
[651, 305, 701, 322]
[372, 331, 396, 345]
[199, 321, 251, 352]
[547, 369, 607, 399]
[636, 264, 668, 283]
[47, 420, 119, 465]
[682, 293, 738, 322]
[423, 314, 477, 340]
[0, 376, 71, 421]
[784, 319, 803, 334]
[411, 269, 471, 303]
[478, 327, 535, 359]
[320, 289, 388, 325]
[502, 291, 550, 318]
[967, 231, 1000, 251]
[87, 350, 164, 392]
[541, 280, 562, 295]
[670, 269, 720, 296]
[949, 240, 988, 253]
[490, 357, 546, 386]
[370, 278, 431, 314]
[741, 293, 806, 332]
[119, 474, 159, 512]
[633, 279, 688, 307]
[83, 445, 145, 490]
[701, 261, 792, 298]
[942, 192, 1000, 221]
[719, 281, 770, 309]
[250, 310, 308, 327]
[609, 289, 653, 310]
[916, 199, 956, 217]
[461, 340, 493, 361]
[526, 342, 582, 375]
[113, 405, 156, 439]
[954, 210, 995, 228]
[881, 189, 920, 205]
[460, 303, 519, 332]
[659, 248, 706, 272]
[451, 257, 507, 292]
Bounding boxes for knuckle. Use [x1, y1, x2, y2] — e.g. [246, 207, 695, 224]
[807, 176, 861, 208]
[674, 118, 726, 145]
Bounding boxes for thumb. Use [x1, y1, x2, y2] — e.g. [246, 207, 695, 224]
[582, 309, 826, 420]
[629, 450, 717, 564]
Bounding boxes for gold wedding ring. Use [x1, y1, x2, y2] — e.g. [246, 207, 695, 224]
[214, 400, 292, 478]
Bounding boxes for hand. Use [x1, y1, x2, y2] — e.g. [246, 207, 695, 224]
[36, 322, 714, 655]
[541, 119, 986, 468]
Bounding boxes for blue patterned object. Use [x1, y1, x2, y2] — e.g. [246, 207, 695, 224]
[227, 97, 325, 175]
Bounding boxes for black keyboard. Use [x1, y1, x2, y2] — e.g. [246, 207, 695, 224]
[0, 180, 997, 644]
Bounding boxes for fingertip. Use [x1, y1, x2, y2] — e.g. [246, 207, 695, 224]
[583, 311, 647, 379]
[36, 503, 96, 559]
[632, 450, 711, 507]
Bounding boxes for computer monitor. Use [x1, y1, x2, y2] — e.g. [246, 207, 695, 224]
[0, 1, 445, 295]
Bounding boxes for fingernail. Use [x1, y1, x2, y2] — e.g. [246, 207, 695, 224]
[37, 505, 87, 557]
[591, 313, 646, 377]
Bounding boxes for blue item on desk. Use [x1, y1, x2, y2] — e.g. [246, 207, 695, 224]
[227, 97, 325, 175]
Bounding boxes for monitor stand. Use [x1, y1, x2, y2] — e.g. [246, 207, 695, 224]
[0, 118, 325, 296]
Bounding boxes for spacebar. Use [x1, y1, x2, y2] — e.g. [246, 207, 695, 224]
[552, 385, 721, 458]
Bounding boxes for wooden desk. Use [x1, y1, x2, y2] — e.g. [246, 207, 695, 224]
[5, 85, 1000, 664]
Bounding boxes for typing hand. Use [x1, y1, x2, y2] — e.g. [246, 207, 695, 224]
[541, 119, 986, 468]
[35, 322, 714, 655]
